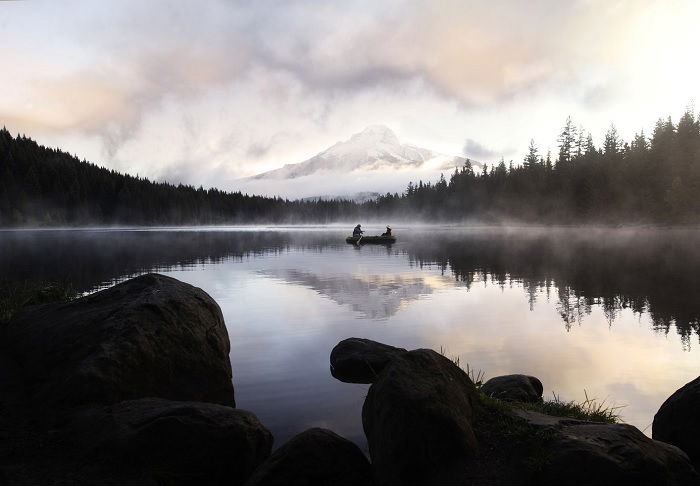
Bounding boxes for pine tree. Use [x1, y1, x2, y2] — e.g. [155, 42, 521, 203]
[676, 109, 700, 166]
[462, 159, 474, 176]
[437, 173, 447, 191]
[603, 124, 621, 156]
[557, 116, 575, 164]
[651, 117, 676, 155]
[575, 125, 586, 159]
[630, 131, 648, 154]
[585, 133, 595, 155]
[497, 158, 507, 172]
[524, 139, 539, 169]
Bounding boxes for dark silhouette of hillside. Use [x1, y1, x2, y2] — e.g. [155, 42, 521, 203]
[2, 109, 699, 225]
[0, 128, 361, 226]
[374, 110, 700, 223]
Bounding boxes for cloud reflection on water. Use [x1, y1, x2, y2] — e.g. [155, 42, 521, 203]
[2, 226, 700, 446]
[257, 268, 453, 320]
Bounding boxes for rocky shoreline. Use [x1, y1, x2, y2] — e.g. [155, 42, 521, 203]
[0, 274, 698, 485]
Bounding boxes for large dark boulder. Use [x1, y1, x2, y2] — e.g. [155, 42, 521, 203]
[514, 410, 698, 485]
[362, 349, 478, 486]
[330, 337, 407, 384]
[86, 398, 272, 486]
[481, 374, 543, 403]
[5, 273, 235, 408]
[0, 398, 272, 485]
[653, 376, 700, 469]
[244, 428, 371, 486]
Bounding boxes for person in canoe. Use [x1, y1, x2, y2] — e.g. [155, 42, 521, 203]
[353, 224, 364, 237]
[381, 225, 392, 237]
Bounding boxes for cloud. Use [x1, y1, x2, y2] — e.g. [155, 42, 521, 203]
[582, 83, 621, 108]
[2, 0, 700, 191]
[0, 1, 605, 143]
[244, 1, 565, 105]
[1, 43, 250, 156]
[463, 139, 499, 160]
[0, 0, 254, 155]
[231, 166, 455, 200]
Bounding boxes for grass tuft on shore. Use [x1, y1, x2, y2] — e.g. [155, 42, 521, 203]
[513, 390, 623, 424]
[440, 347, 623, 424]
[0, 281, 77, 325]
[439, 346, 486, 388]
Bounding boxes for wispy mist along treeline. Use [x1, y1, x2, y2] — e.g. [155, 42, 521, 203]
[388, 110, 700, 222]
[1, 110, 700, 226]
[0, 128, 360, 225]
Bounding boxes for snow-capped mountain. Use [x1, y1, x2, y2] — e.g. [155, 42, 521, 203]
[234, 125, 479, 199]
[251, 125, 466, 179]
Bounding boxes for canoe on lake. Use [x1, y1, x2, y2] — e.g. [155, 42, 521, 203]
[346, 235, 396, 244]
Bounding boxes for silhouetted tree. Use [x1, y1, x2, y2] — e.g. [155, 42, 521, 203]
[4, 109, 700, 226]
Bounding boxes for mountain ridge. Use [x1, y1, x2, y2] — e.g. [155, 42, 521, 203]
[246, 125, 475, 181]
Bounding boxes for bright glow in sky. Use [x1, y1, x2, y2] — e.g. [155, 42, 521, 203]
[1, 0, 699, 191]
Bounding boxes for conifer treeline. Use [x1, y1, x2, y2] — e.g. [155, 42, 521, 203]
[375, 110, 700, 223]
[2, 110, 699, 226]
[0, 128, 362, 225]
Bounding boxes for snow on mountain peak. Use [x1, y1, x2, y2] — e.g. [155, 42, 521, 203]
[239, 125, 478, 199]
[351, 125, 400, 145]
[322, 125, 402, 160]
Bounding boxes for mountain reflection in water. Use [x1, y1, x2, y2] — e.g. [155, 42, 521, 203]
[2, 226, 699, 446]
[258, 269, 443, 320]
[1, 226, 699, 343]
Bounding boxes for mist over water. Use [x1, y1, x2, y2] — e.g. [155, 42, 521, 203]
[2, 225, 699, 448]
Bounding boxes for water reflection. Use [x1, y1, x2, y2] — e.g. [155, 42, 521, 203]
[259, 269, 444, 319]
[2, 226, 699, 344]
[0, 229, 335, 291]
[402, 227, 700, 348]
[2, 226, 700, 446]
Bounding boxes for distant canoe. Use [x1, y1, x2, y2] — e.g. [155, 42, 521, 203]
[346, 235, 396, 245]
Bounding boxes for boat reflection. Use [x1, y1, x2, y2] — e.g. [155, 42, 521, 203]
[1, 226, 699, 345]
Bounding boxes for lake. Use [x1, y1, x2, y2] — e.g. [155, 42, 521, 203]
[2, 225, 699, 451]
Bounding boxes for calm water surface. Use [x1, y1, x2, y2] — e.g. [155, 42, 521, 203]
[2, 225, 700, 450]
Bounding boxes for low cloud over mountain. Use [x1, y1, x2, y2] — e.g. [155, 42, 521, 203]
[234, 125, 479, 199]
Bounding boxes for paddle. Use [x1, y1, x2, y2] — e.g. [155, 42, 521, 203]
[356, 233, 362, 246]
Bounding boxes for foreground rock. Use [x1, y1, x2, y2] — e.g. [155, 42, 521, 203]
[244, 428, 371, 486]
[330, 337, 407, 383]
[80, 398, 272, 486]
[0, 274, 254, 484]
[653, 376, 700, 470]
[363, 349, 478, 486]
[514, 410, 698, 485]
[481, 374, 543, 403]
[5, 273, 235, 408]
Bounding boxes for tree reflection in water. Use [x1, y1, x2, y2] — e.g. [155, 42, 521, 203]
[2, 226, 698, 348]
[403, 227, 700, 349]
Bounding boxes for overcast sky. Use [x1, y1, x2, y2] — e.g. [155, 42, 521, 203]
[2, 0, 699, 191]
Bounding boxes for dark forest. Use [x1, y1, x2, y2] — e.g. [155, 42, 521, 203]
[2, 110, 699, 225]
